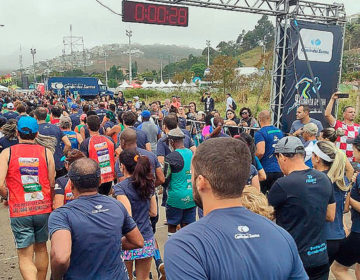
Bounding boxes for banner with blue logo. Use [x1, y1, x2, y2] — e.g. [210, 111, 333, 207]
[281, 20, 343, 132]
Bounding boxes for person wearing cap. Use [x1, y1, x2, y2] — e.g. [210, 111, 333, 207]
[303, 122, 319, 168]
[255, 110, 284, 194]
[59, 115, 83, 149]
[48, 157, 144, 280]
[69, 103, 81, 130]
[325, 92, 360, 162]
[268, 136, 336, 279]
[290, 105, 323, 144]
[310, 141, 349, 267]
[201, 92, 214, 113]
[133, 96, 141, 110]
[3, 103, 19, 120]
[0, 116, 55, 280]
[137, 110, 161, 154]
[164, 137, 308, 280]
[332, 134, 360, 279]
[163, 127, 196, 238]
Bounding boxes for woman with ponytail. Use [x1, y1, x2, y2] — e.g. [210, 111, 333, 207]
[332, 136, 360, 279]
[311, 141, 349, 265]
[114, 149, 157, 280]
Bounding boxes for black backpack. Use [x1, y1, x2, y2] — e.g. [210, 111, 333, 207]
[232, 99, 237, 110]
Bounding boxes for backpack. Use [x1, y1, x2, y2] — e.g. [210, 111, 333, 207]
[232, 99, 237, 110]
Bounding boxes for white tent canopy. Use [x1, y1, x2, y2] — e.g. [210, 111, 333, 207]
[0, 85, 9, 92]
[159, 80, 166, 88]
[149, 80, 158, 88]
[119, 80, 132, 88]
[141, 79, 149, 88]
[181, 80, 189, 87]
[166, 80, 175, 87]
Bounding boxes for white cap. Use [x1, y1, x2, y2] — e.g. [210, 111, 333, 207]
[133, 96, 139, 100]
[7, 103, 14, 109]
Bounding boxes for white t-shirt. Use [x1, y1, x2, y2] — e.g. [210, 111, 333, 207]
[226, 97, 233, 111]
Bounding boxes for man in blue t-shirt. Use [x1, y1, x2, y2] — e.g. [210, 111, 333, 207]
[35, 107, 71, 178]
[116, 111, 151, 152]
[164, 137, 308, 280]
[254, 110, 284, 194]
[48, 158, 144, 280]
[69, 104, 82, 130]
[268, 136, 335, 279]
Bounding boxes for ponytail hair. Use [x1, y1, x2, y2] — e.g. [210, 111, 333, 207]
[119, 149, 155, 200]
[316, 141, 349, 191]
[321, 127, 344, 143]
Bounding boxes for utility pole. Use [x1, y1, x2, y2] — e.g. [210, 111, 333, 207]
[206, 40, 211, 67]
[126, 30, 132, 83]
[30, 48, 37, 83]
[104, 51, 108, 87]
[19, 45, 23, 81]
[160, 56, 163, 82]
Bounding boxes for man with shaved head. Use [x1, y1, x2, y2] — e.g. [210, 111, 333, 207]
[254, 110, 284, 194]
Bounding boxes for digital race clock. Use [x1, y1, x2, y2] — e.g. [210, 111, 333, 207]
[122, 0, 189, 27]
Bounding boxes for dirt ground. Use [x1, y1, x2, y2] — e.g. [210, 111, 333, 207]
[0, 198, 356, 280]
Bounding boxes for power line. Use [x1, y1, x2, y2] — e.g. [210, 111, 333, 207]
[95, 0, 122, 16]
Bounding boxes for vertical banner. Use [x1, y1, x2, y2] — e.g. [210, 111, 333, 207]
[281, 20, 343, 132]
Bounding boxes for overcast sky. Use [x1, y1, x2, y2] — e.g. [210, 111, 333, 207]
[0, 0, 358, 70]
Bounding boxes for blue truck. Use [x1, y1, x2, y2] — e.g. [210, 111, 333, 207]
[47, 77, 114, 98]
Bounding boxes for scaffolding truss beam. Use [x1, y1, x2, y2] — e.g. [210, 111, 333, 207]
[146, 0, 346, 23]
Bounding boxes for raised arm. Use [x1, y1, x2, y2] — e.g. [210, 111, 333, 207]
[325, 93, 338, 127]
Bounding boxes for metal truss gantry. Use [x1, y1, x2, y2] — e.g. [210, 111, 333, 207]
[145, 0, 346, 127]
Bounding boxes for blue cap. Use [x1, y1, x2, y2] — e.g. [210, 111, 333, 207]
[141, 110, 151, 118]
[18, 116, 39, 134]
[71, 104, 78, 109]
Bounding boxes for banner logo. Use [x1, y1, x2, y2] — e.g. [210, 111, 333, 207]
[297, 29, 333, 62]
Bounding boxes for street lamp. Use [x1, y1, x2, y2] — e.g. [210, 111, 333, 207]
[206, 40, 211, 67]
[30, 48, 37, 83]
[104, 51, 108, 87]
[126, 30, 133, 84]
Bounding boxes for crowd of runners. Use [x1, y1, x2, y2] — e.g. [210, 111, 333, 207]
[0, 89, 360, 280]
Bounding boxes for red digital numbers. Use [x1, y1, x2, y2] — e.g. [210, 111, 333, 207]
[135, 4, 145, 21]
[123, 1, 188, 27]
[178, 8, 187, 25]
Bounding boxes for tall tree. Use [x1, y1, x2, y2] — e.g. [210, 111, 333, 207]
[209, 55, 237, 94]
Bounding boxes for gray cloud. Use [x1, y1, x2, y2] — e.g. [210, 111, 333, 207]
[0, 0, 357, 71]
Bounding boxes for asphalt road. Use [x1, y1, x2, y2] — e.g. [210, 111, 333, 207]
[0, 197, 356, 280]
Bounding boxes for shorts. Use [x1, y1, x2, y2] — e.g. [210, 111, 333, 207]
[10, 213, 50, 249]
[305, 264, 329, 280]
[327, 238, 346, 266]
[150, 194, 159, 234]
[122, 238, 155, 261]
[335, 231, 360, 267]
[166, 206, 196, 226]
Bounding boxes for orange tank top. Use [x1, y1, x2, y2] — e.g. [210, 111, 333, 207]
[6, 144, 52, 218]
[88, 135, 115, 184]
